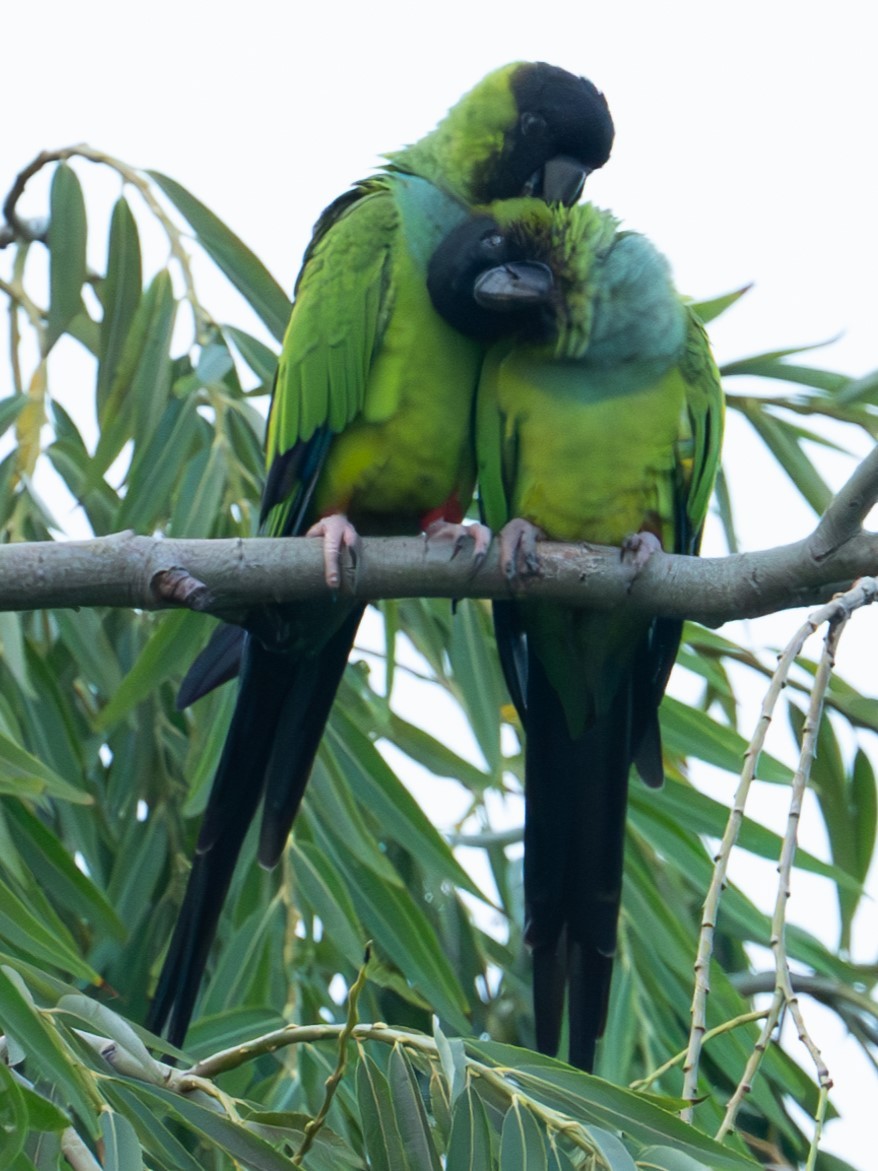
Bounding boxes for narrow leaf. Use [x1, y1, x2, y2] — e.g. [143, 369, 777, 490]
[98, 196, 142, 413]
[499, 1100, 548, 1170]
[357, 1050, 410, 1171]
[100, 1110, 144, 1171]
[0, 968, 99, 1133]
[388, 1043, 442, 1171]
[47, 164, 87, 348]
[446, 1083, 494, 1171]
[149, 171, 291, 340]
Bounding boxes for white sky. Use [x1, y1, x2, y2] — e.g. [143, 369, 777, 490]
[4, 2, 878, 1163]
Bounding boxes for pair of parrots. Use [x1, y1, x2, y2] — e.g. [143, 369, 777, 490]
[149, 61, 724, 1073]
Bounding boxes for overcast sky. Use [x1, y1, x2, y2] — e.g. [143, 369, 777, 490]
[4, 2, 877, 1162]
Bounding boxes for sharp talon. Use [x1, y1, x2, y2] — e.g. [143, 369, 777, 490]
[620, 530, 662, 577]
[499, 518, 544, 583]
[306, 513, 361, 589]
[424, 519, 492, 567]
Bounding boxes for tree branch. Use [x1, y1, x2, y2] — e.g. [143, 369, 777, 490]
[1, 525, 878, 625]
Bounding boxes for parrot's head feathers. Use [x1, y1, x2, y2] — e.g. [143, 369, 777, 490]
[388, 63, 614, 207]
[428, 200, 623, 356]
[427, 210, 558, 343]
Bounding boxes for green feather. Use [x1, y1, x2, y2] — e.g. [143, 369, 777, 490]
[152, 62, 616, 1049]
[428, 198, 724, 1071]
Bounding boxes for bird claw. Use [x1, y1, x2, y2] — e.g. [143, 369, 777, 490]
[305, 513, 360, 589]
[499, 518, 544, 582]
[424, 519, 492, 567]
[620, 530, 662, 582]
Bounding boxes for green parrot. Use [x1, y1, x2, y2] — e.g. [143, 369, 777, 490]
[426, 199, 724, 1070]
[148, 63, 615, 1047]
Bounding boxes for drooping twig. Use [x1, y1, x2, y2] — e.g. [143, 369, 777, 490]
[684, 581, 877, 1131]
[293, 944, 371, 1166]
[2, 144, 214, 340]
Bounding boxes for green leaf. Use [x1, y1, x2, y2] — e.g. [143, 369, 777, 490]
[4, 803, 125, 941]
[89, 269, 176, 486]
[149, 170, 291, 340]
[446, 1083, 494, 1171]
[102, 1082, 203, 1171]
[688, 284, 751, 324]
[115, 394, 199, 532]
[0, 1063, 27, 1162]
[388, 1043, 443, 1171]
[14, 1074, 71, 1135]
[52, 609, 123, 698]
[835, 366, 878, 404]
[0, 730, 90, 802]
[0, 396, 27, 441]
[448, 601, 504, 775]
[464, 1044, 758, 1170]
[46, 164, 87, 348]
[0, 878, 98, 981]
[100, 1110, 144, 1171]
[739, 405, 832, 514]
[328, 711, 486, 898]
[0, 968, 99, 1134]
[98, 196, 142, 414]
[357, 1050, 410, 1171]
[318, 832, 469, 1029]
[223, 325, 278, 385]
[586, 1125, 637, 1170]
[171, 440, 228, 537]
[638, 1148, 712, 1171]
[96, 611, 207, 730]
[58, 994, 164, 1083]
[660, 697, 792, 783]
[104, 1078, 295, 1171]
[850, 748, 877, 886]
[499, 1099, 547, 1170]
[386, 711, 492, 793]
[295, 841, 369, 966]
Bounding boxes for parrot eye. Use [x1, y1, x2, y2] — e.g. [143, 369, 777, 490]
[520, 111, 548, 138]
[482, 231, 505, 250]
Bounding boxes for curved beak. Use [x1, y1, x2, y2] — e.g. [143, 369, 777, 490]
[473, 261, 555, 309]
[524, 154, 589, 206]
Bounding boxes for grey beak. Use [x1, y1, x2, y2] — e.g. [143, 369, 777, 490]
[473, 261, 555, 309]
[540, 155, 589, 206]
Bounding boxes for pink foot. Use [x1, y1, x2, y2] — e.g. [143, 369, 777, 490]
[424, 519, 492, 566]
[620, 530, 662, 581]
[305, 513, 360, 589]
[499, 518, 545, 581]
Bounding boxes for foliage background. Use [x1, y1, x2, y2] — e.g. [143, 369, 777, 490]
[2, 4, 878, 1168]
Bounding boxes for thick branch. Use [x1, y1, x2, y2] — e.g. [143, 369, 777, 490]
[0, 527, 877, 625]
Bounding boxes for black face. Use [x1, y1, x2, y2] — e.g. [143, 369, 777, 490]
[478, 63, 614, 204]
[427, 216, 555, 343]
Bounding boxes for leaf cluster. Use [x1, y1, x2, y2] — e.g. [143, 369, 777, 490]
[0, 149, 876, 1169]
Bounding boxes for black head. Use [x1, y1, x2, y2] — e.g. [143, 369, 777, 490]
[428, 215, 555, 343]
[492, 63, 614, 205]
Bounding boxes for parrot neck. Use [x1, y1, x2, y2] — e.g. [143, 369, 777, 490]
[386, 71, 519, 205]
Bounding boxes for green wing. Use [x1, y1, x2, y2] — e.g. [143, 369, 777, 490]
[261, 181, 397, 537]
[675, 308, 725, 554]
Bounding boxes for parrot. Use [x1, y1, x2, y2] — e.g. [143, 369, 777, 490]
[148, 63, 615, 1047]
[426, 198, 724, 1070]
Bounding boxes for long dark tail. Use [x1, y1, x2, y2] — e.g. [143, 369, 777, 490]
[148, 609, 363, 1046]
[522, 651, 633, 1072]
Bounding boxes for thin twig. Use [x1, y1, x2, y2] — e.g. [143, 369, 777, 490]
[293, 944, 371, 1166]
[630, 1010, 768, 1093]
[708, 584, 876, 1145]
[2, 144, 214, 341]
[684, 580, 877, 1123]
[681, 622, 797, 1116]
